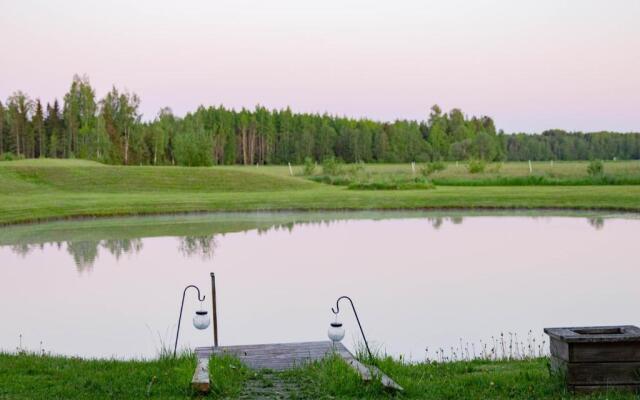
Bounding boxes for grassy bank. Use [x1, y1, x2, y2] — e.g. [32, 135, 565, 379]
[1, 352, 638, 399]
[1, 159, 640, 225]
[0, 353, 196, 399]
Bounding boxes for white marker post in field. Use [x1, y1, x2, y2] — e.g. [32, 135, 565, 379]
[411, 162, 416, 174]
[528, 160, 533, 174]
[288, 162, 293, 176]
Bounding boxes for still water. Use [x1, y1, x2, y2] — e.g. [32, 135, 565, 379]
[0, 211, 637, 360]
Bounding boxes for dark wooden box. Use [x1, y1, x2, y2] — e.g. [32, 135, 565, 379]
[544, 325, 640, 393]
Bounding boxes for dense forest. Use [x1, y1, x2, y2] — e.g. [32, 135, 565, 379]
[1, 75, 638, 166]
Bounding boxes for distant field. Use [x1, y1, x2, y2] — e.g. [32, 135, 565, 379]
[232, 160, 640, 179]
[1, 159, 640, 225]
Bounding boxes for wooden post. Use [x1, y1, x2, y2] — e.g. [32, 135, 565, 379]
[528, 160, 533, 174]
[288, 162, 293, 175]
[411, 162, 416, 174]
[191, 356, 210, 393]
[210, 273, 218, 347]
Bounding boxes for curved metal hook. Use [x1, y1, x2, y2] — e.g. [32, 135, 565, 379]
[174, 285, 206, 357]
[332, 295, 352, 314]
[184, 285, 206, 302]
[331, 296, 373, 362]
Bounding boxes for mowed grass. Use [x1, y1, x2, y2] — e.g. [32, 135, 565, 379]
[1, 159, 640, 225]
[0, 159, 314, 193]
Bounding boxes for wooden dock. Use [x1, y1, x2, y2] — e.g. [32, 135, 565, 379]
[193, 341, 402, 393]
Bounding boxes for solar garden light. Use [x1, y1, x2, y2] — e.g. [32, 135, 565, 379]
[329, 296, 373, 361]
[174, 285, 210, 357]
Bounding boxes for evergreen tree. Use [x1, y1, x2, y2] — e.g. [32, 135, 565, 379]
[33, 100, 45, 157]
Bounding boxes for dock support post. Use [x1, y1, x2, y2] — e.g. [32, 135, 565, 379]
[210, 272, 219, 347]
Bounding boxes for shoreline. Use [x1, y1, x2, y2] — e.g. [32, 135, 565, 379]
[2, 203, 640, 227]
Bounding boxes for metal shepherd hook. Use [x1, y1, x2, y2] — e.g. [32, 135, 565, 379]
[332, 295, 373, 361]
[174, 285, 205, 357]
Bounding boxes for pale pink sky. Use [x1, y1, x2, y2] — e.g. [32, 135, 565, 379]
[1, 0, 639, 132]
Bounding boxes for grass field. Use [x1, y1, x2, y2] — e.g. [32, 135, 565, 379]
[1, 352, 638, 399]
[302, 160, 640, 186]
[1, 159, 640, 225]
[227, 160, 640, 180]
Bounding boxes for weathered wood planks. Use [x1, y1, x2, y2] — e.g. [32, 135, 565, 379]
[194, 340, 403, 392]
[545, 325, 640, 393]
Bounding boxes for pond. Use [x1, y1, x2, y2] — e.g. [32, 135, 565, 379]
[0, 211, 638, 361]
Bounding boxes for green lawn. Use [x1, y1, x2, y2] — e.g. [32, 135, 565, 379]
[1, 159, 640, 225]
[0, 353, 197, 400]
[1, 352, 637, 399]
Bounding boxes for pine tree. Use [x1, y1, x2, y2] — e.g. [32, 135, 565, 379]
[33, 100, 45, 157]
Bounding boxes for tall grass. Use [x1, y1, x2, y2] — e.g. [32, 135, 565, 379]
[433, 174, 640, 186]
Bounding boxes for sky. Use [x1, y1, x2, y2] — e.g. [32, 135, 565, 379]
[1, 0, 639, 132]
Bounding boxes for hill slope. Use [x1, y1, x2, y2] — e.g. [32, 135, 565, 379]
[0, 159, 315, 194]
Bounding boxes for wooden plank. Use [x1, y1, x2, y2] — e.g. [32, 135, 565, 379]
[549, 356, 567, 377]
[545, 326, 640, 343]
[565, 361, 640, 385]
[570, 342, 640, 363]
[550, 338, 569, 361]
[572, 384, 640, 394]
[334, 343, 403, 391]
[199, 341, 336, 371]
[197, 341, 402, 391]
[343, 356, 404, 391]
[191, 356, 210, 393]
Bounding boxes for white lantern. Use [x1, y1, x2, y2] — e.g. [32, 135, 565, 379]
[193, 310, 210, 330]
[328, 321, 345, 343]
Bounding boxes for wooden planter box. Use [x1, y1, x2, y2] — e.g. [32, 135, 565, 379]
[544, 325, 640, 393]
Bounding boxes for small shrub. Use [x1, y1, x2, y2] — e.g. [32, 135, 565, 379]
[322, 157, 343, 175]
[348, 176, 435, 190]
[346, 161, 365, 177]
[0, 152, 22, 161]
[489, 162, 503, 173]
[420, 161, 446, 176]
[308, 175, 352, 186]
[303, 157, 316, 175]
[467, 159, 486, 174]
[587, 159, 604, 176]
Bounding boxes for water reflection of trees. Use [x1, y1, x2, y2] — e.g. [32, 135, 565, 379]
[178, 235, 217, 260]
[587, 217, 605, 230]
[102, 239, 144, 260]
[67, 239, 144, 272]
[67, 241, 100, 272]
[10, 243, 44, 257]
[6, 239, 144, 272]
[5, 214, 474, 271]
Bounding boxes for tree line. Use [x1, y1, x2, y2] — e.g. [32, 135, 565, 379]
[1, 75, 638, 166]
